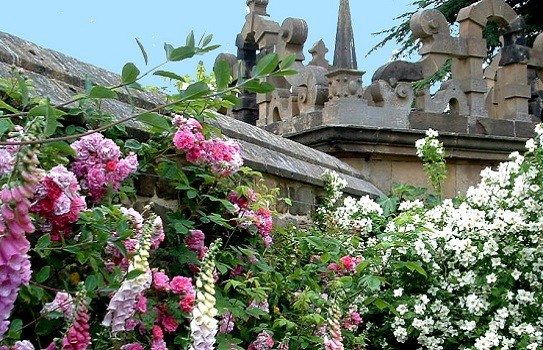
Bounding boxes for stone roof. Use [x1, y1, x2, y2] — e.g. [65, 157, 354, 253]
[0, 31, 383, 198]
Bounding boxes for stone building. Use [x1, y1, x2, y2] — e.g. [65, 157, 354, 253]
[223, 0, 543, 196]
[0, 0, 541, 222]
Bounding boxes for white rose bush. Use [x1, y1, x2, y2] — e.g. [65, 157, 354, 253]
[313, 126, 543, 349]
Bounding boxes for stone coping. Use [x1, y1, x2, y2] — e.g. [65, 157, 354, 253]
[286, 124, 529, 161]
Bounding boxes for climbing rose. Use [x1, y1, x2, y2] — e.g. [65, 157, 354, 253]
[41, 291, 74, 319]
[30, 165, 86, 241]
[70, 133, 138, 202]
[153, 271, 170, 291]
[248, 331, 274, 350]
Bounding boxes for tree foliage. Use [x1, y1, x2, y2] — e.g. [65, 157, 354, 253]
[370, 0, 543, 60]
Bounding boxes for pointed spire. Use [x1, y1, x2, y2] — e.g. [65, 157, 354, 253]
[333, 0, 358, 70]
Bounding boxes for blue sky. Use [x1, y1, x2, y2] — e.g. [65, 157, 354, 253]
[2, 1, 415, 88]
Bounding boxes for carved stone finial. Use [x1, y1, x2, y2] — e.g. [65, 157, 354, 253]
[308, 40, 330, 69]
[333, 0, 357, 70]
[246, 0, 269, 16]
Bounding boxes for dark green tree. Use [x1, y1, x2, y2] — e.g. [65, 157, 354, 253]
[370, 0, 543, 60]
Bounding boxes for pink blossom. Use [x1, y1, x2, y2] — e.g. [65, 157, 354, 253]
[150, 339, 167, 350]
[120, 343, 144, 350]
[136, 294, 147, 313]
[161, 315, 178, 332]
[153, 271, 170, 291]
[41, 291, 74, 319]
[219, 312, 234, 334]
[247, 300, 269, 313]
[179, 292, 195, 313]
[0, 148, 15, 176]
[185, 230, 205, 252]
[343, 311, 362, 330]
[230, 265, 244, 276]
[70, 134, 138, 202]
[228, 189, 256, 210]
[339, 256, 356, 272]
[173, 129, 198, 152]
[152, 325, 164, 340]
[170, 276, 193, 295]
[248, 331, 274, 350]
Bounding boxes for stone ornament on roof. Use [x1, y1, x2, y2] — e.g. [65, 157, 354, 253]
[218, 0, 543, 136]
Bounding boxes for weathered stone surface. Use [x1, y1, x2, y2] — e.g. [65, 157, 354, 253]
[409, 112, 468, 134]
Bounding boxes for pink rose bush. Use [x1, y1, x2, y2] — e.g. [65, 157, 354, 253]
[70, 133, 138, 202]
[30, 165, 86, 241]
[172, 114, 243, 177]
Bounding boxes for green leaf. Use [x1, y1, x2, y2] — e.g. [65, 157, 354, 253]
[121, 62, 140, 84]
[137, 112, 170, 132]
[164, 43, 174, 60]
[169, 46, 196, 62]
[153, 70, 186, 82]
[374, 298, 394, 311]
[88, 85, 118, 99]
[186, 31, 195, 48]
[363, 275, 382, 291]
[28, 104, 65, 118]
[34, 266, 51, 283]
[85, 274, 98, 291]
[16, 74, 29, 108]
[135, 38, 148, 65]
[124, 139, 142, 151]
[279, 53, 296, 69]
[202, 34, 213, 47]
[0, 100, 18, 113]
[0, 119, 14, 137]
[253, 53, 279, 76]
[243, 80, 275, 94]
[179, 81, 210, 101]
[272, 69, 298, 76]
[214, 60, 231, 91]
[125, 269, 147, 281]
[28, 104, 65, 137]
[7, 319, 22, 340]
[35, 234, 51, 250]
[405, 261, 427, 277]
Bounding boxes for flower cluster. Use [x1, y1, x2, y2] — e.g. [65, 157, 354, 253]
[106, 207, 164, 272]
[151, 270, 196, 313]
[327, 255, 363, 276]
[41, 291, 74, 319]
[189, 239, 221, 350]
[0, 142, 40, 340]
[70, 133, 138, 202]
[30, 165, 86, 241]
[228, 190, 274, 247]
[415, 128, 446, 196]
[172, 114, 243, 177]
[319, 125, 543, 349]
[0, 341, 35, 350]
[184, 229, 207, 260]
[248, 331, 274, 350]
[316, 172, 383, 241]
[102, 214, 162, 332]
